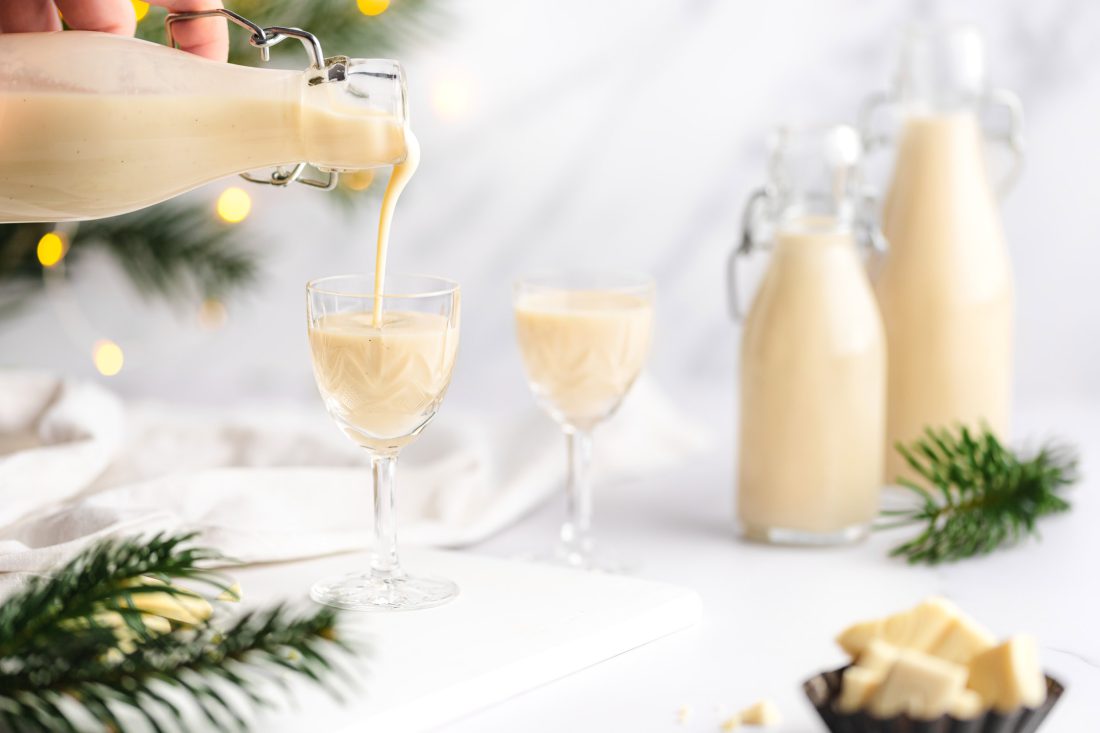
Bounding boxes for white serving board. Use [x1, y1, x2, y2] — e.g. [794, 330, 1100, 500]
[234, 549, 701, 732]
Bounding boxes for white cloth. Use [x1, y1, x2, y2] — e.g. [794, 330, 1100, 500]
[0, 371, 708, 584]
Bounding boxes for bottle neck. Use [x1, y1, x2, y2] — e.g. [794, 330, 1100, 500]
[768, 125, 861, 234]
[894, 23, 989, 116]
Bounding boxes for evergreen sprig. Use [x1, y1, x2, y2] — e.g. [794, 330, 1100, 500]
[78, 202, 258, 302]
[879, 426, 1078, 565]
[0, 533, 355, 732]
[0, 201, 256, 313]
[137, 0, 447, 66]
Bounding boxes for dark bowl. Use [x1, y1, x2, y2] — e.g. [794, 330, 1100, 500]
[803, 665, 1065, 733]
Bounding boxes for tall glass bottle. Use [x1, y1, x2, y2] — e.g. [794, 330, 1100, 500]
[729, 125, 886, 544]
[863, 24, 1023, 483]
[0, 30, 408, 222]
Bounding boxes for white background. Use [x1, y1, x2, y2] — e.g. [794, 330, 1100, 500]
[3, 0, 1099, 418]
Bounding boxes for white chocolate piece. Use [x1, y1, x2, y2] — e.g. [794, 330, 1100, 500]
[131, 588, 213, 625]
[949, 689, 986, 719]
[859, 639, 902, 673]
[138, 612, 172, 635]
[737, 699, 782, 726]
[218, 580, 243, 602]
[928, 612, 996, 665]
[85, 610, 170, 636]
[868, 650, 967, 720]
[881, 597, 960, 652]
[968, 635, 1046, 713]
[837, 598, 960, 658]
[838, 666, 883, 713]
[837, 618, 884, 657]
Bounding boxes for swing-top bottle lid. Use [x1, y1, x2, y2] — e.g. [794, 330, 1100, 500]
[894, 22, 990, 111]
[764, 123, 863, 230]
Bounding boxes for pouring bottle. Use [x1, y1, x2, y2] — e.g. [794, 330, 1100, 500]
[0, 9, 409, 223]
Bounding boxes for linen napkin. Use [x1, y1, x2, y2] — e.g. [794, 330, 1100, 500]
[0, 371, 709, 584]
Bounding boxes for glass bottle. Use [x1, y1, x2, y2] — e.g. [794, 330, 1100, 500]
[0, 13, 408, 223]
[862, 23, 1023, 484]
[729, 125, 886, 545]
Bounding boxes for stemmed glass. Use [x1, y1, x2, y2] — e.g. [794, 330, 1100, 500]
[307, 273, 460, 611]
[513, 271, 655, 570]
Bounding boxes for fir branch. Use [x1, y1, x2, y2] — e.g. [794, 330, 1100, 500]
[0, 201, 258, 313]
[78, 202, 258, 301]
[136, 0, 448, 67]
[0, 532, 228, 661]
[879, 426, 1078, 564]
[0, 533, 355, 732]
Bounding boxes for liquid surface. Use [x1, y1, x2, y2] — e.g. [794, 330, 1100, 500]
[514, 290, 652, 429]
[738, 222, 885, 535]
[309, 311, 459, 451]
[876, 112, 1012, 482]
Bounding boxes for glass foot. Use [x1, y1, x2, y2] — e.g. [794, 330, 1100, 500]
[310, 572, 458, 612]
[739, 520, 870, 546]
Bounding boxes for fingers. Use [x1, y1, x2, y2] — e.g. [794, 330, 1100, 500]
[149, 0, 228, 61]
[53, 0, 135, 35]
[0, 0, 228, 63]
[0, 0, 63, 33]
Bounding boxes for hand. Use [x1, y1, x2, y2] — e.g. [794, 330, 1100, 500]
[0, 0, 229, 61]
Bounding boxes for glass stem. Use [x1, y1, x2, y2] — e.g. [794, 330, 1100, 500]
[560, 428, 595, 559]
[370, 451, 404, 580]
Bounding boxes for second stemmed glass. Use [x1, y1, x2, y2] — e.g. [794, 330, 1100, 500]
[307, 273, 460, 611]
[513, 271, 655, 571]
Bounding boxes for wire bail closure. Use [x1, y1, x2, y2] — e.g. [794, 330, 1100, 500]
[164, 8, 343, 190]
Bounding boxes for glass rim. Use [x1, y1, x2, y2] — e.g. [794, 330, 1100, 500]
[345, 58, 403, 67]
[513, 268, 655, 293]
[307, 273, 459, 299]
[345, 58, 406, 78]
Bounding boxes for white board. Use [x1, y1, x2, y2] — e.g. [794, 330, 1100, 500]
[236, 548, 701, 732]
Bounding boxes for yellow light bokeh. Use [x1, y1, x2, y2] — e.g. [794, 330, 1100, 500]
[132, 1, 150, 21]
[357, 0, 390, 16]
[216, 187, 252, 224]
[342, 170, 375, 192]
[37, 232, 66, 268]
[93, 340, 125, 377]
[198, 298, 228, 329]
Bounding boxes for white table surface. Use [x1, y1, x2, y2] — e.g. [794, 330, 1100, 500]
[433, 397, 1100, 733]
[224, 392, 1098, 732]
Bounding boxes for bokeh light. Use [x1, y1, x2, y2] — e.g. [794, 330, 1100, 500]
[132, 1, 149, 21]
[216, 187, 252, 224]
[357, 0, 390, 16]
[36, 232, 66, 268]
[92, 340, 125, 377]
[198, 298, 228, 330]
[342, 170, 375, 191]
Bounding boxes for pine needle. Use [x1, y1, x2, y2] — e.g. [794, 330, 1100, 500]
[0, 532, 356, 732]
[879, 425, 1078, 564]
